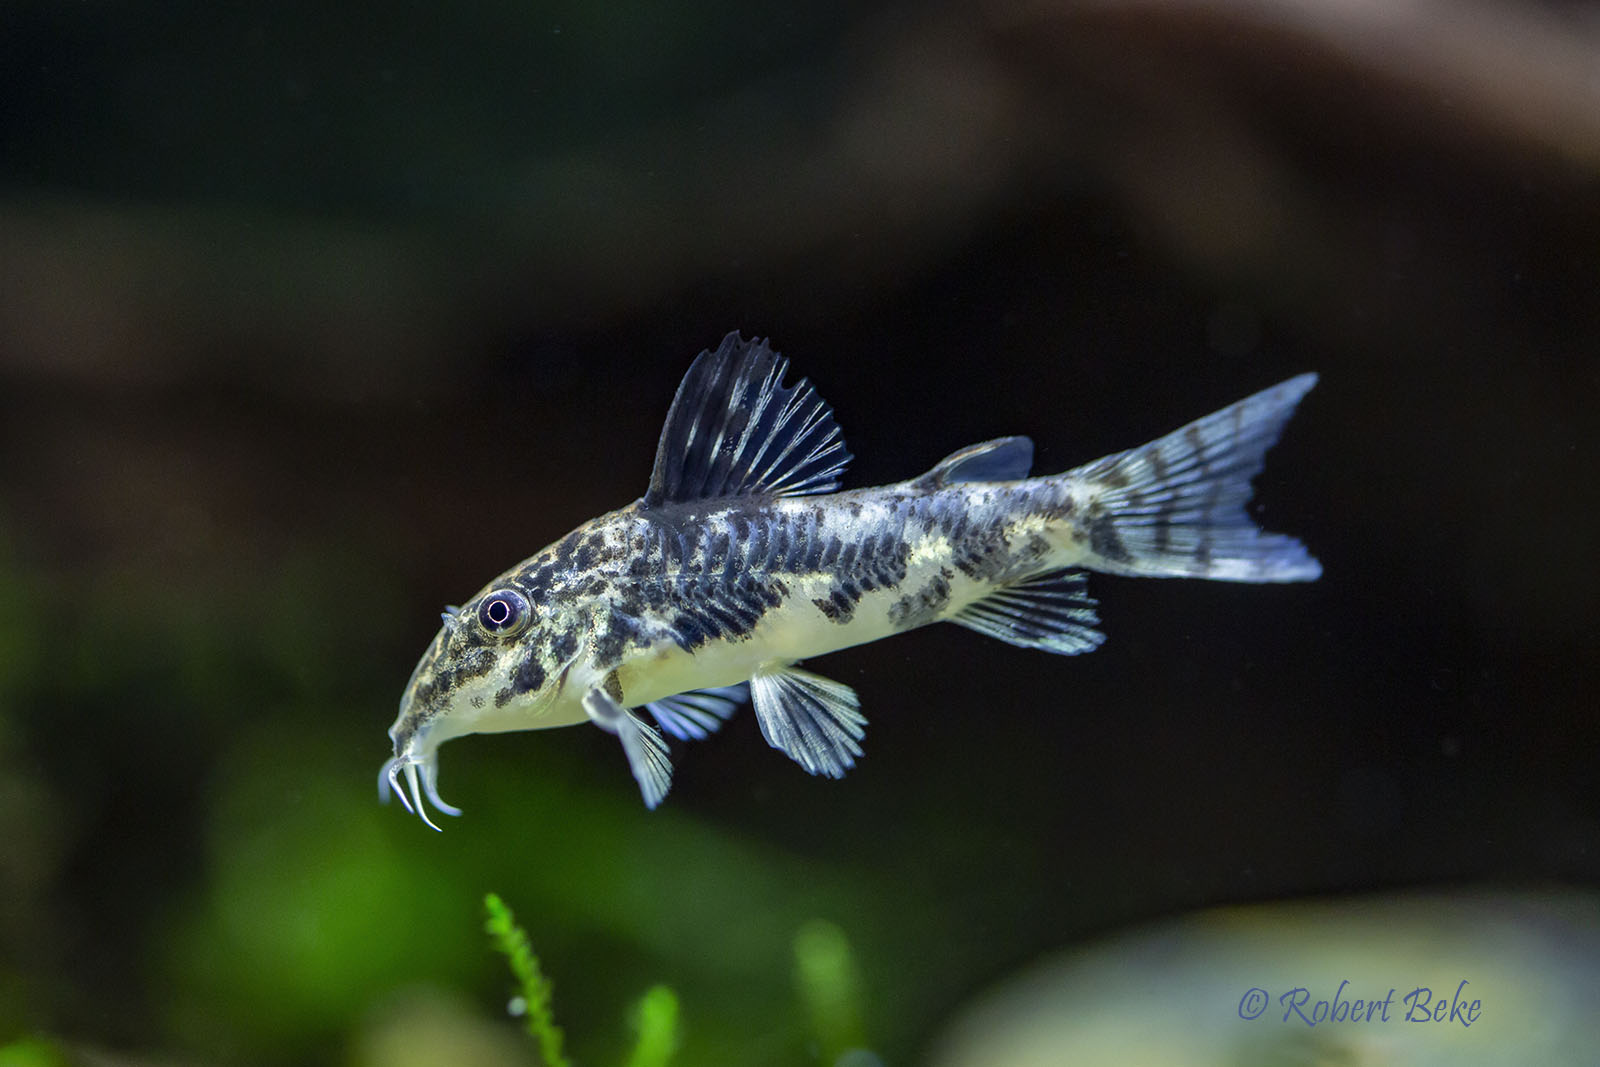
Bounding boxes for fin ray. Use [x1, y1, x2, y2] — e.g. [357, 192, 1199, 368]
[643, 332, 851, 506]
[915, 436, 1034, 488]
[1072, 373, 1321, 582]
[583, 687, 673, 808]
[949, 569, 1105, 655]
[749, 665, 865, 778]
[645, 683, 749, 740]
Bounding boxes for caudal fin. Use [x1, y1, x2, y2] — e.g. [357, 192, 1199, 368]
[1071, 374, 1321, 582]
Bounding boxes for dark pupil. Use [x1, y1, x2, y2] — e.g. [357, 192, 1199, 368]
[485, 598, 513, 627]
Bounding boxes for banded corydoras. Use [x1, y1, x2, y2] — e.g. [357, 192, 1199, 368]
[382, 333, 1320, 826]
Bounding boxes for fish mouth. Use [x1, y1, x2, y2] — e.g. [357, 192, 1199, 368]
[378, 747, 462, 832]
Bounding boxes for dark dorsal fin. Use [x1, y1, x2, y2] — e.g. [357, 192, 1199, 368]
[643, 332, 851, 506]
[914, 436, 1034, 489]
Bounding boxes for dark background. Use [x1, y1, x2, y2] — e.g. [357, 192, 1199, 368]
[2, 0, 1596, 1063]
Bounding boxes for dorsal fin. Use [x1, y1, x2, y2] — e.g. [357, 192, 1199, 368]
[642, 332, 852, 507]
[914, 436, 1034, 489]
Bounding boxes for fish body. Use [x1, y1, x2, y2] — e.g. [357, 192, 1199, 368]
[383, 333, 1320, 826]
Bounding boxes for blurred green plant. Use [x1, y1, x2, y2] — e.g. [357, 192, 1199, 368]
[0, 1038, 70, 1067]
[486, 891, 694, 1066]
[485, 893, 875, 1067]
[483, 892, 572, 1067]
[623, 986, 679, 1067]
[793, 919, 867, 1064]
[484, 891, 686, 1066]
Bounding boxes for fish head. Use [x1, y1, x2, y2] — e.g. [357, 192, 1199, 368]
[381, 580, 573, 829]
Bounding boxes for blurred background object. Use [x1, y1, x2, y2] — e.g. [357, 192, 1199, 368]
[1, 0, 1596, 1063]
[929, 889, 1600, 1067]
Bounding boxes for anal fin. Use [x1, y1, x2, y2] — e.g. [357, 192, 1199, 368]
[949, 569, 1105, 656]
[645, 684, 749, 740]
[749, 664, 865, 778]
[583, 687, 674, 809]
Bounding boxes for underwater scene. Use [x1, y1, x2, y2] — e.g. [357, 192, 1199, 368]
[2, 2, 1597, 1065]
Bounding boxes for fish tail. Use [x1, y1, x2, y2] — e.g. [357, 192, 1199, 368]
[1070, 374, 1321, 582]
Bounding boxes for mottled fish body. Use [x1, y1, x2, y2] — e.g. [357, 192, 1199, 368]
[383, 333, 1320, 826]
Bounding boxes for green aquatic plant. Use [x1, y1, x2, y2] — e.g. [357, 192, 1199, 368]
[793, 919, 868, 1063]
[485, 891, 877, 1066]
[483, 892, 571, 1067]
[484, 892, 686, 1066]
[624, 985, 680, 1067]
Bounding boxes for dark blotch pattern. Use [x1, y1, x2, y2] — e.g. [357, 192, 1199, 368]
[549, 628, 579, 663]
[803, 506, 913, 625]
[617, 496, 919, 647]
[407, 477, 1099, 739]
[888, 567, 953, 629]
[1088, 511, 1131, 562]
[496, 652, 548, 708]
[592, 612, 646, 666]
[812, 586, 857, 623]
[409, 636, 494, 717]
[512, 654, 546, 695]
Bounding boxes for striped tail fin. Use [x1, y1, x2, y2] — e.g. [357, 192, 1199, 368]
[1071, 374, 1321, 582]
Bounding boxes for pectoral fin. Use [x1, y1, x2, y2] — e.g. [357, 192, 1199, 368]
[749, 664, 865, 778]
[582, 687, 674, 809]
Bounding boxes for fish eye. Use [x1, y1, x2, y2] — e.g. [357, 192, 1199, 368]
[477, 589, 531, 637]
